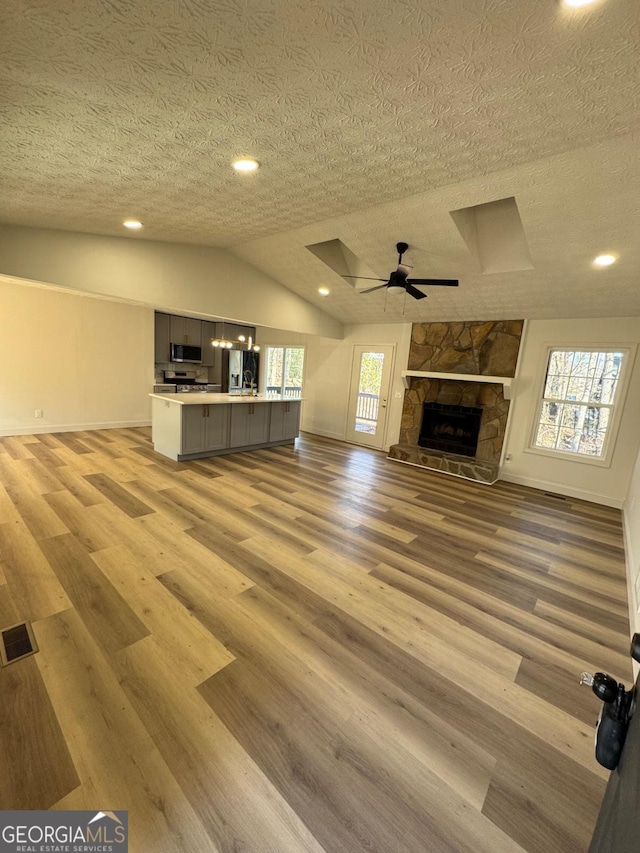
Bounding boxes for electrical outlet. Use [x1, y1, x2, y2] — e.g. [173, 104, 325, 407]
[34, 409, 43, 418]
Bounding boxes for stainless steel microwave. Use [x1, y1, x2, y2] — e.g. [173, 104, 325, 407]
[170, 342, 202, 363]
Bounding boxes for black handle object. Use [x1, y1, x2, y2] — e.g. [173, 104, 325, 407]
[595, 702, 629, 770]
[630, 633, 640, 665]
[580, 671, 634, 770]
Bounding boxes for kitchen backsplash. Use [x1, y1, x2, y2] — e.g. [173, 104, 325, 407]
[154, 364, 212, 383]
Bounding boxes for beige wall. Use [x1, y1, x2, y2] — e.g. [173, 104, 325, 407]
[0, 224, 342, 339]
[260, 323, 412, 451]
[0, 279, 153, 434]
[501, 318, 640, 507]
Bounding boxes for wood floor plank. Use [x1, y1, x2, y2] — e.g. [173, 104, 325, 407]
[4, 482, 69, 539]
[38, 533, 150, 653]
[0, 654, 79, 809]
[92, 545, 234, 687]
[371, 561, 631, 685]
[83, 473, 155, 517]
[218, 582, 497, 810]
[0, 428, 629, 853]
[35, 609, 217, 853]
[114, 636, 327, 853]
[0, 520, 72, 621]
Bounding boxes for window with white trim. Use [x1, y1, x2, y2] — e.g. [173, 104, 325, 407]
[265, 346, 305, 398]
[531, 348, 627, 460]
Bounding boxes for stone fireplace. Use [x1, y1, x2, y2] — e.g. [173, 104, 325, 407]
[388, 320, 524, 483]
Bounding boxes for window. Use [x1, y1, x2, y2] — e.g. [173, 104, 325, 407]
[265, 346, 305, 398]
[531, 348, 629, 462]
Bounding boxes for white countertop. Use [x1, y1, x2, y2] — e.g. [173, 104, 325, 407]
[150, 393, 303, 405]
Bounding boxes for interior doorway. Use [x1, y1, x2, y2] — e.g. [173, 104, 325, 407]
[345, 345, 395, 449]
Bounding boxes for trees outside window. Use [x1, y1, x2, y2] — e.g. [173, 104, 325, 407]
[532, 349, 627, 460]
[265, 346, 305, 397]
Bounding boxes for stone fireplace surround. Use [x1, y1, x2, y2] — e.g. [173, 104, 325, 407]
[388, 320, 524, 484]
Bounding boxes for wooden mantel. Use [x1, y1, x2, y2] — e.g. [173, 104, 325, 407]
[400, 370, 514, 400]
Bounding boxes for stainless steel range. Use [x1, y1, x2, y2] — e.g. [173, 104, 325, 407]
[163, 369, 221, 393]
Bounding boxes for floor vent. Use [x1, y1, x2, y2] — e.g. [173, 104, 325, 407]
[0, 621, 38, 666]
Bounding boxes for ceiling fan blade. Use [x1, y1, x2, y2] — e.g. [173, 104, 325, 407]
[360, 283, 390, 294]
[405, 284, 428, 300]
[342, 275, 386, 281]
[407, 278, 459, 287]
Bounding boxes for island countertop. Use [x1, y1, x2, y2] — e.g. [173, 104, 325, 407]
[149, 393, 303, 405]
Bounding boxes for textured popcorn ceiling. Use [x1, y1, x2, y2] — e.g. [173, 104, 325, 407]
[1, 0, 639, 324]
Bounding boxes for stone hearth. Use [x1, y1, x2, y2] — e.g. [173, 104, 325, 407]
[389, 444, 499, 484]
[388, 320, 523, 484]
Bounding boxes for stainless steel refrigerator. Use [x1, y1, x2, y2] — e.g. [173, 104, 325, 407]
[222, 349, 260, 393]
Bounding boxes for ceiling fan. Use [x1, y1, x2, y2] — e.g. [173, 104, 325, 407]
[344, 242, 458, 300]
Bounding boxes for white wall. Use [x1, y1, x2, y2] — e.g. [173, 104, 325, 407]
[501, 318, 640, 507]
[0, 279, 153, 434]
[0, 224, 342, 339]
[623, 443, 640, 642]
[261, 323, 412, 451]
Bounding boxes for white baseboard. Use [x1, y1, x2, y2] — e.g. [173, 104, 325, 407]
[301, 427, 346, 442]
[499, 470, 623, 508]
[0, 420, 151, 436]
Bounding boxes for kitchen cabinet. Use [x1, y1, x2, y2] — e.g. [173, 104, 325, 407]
[154, 312, 171, 362]
[201, 321, 217, 367]
[269, 400, 301, 442]
[181, 404, 230, 455]
[229, 402, 269, 447]
[170, 315, 202, 346]
[151, 395, 301, 461]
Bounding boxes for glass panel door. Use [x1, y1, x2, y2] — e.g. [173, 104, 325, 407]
[345, 345, 394, 449]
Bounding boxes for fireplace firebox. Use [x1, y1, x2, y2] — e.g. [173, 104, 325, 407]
[419, 402, 483, 457]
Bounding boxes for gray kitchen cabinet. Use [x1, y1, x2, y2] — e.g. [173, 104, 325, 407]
[170, 315, 202, 345]
[269, 400, 301, 442]
[181, 404, 230, 454]
[201, 321, 217, 366]
[229, 402, 269, 447]
[154, 312, 171, 363]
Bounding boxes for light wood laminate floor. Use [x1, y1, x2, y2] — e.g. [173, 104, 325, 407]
[0, 428, 631, 852]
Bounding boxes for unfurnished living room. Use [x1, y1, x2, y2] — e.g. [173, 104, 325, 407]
[1, 1, 640, 851]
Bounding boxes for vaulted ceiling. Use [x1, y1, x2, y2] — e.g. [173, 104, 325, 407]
[2, 0, 639, 323]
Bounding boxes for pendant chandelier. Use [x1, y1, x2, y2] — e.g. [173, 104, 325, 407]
[210, 321, 260, 351]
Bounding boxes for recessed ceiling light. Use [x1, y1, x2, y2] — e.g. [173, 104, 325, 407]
[563, 0, 598, 6]
[232, 158, 259, 173]
[123, 219, 143, 230]
[593, 254, 617, 267]
[318, 287, 330, 296]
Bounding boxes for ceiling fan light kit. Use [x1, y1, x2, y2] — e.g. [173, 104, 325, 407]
[343, 241, 459, 300]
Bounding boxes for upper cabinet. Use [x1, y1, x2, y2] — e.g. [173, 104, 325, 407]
[155, 312, 257, 367]
[201, 321, 217, 367]
[170, 315, 202, 346]
[154, 312, 171, 363]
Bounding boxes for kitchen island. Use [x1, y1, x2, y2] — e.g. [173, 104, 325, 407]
[150, 393, 302, 460]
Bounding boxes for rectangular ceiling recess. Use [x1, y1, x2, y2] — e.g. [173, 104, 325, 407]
[450, 196, 534, 274]
[305, 239, 378, 288]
